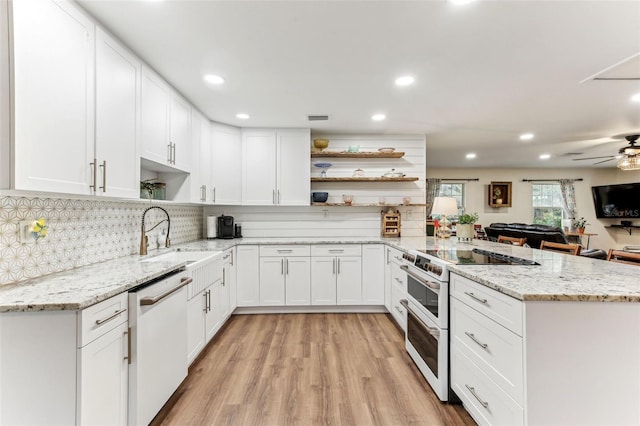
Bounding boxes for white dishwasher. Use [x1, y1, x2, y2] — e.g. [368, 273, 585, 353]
[128, 268, 191, 426]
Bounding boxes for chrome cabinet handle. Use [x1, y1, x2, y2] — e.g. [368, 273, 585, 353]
[203, 290, 208, 312]
[277, 190, 280, 204]
[89, 159, 97, 191]
[395, 305, 403, 314]
[95, 308, 126, 325]
[281, 258, 284, 275]
[329, 249, 344, 253]
[222, 268, 226, 286]
[386, 248, 391, 264]
[465, 384, 489, 408]
[394, 277, 403, 284]
[337, 258, 341, 274]
[167, 143, 172, 164]
[98, 160, 106, 192]
[207, 289, 211, 312]
[140, 277, 191, 306]
[465, 332, 489, 349]
[212, 187, 216, 203]
[230, 249, 234, 266]
[277, 249, 293, 253]
[125, 327, 131, 364]
[394, 256, 402, 261]
[464, 291, 488, 304]
[332, 258, 336, 275]
[285, 258, 289, 275]
[272, 189, 276, 205]
[400, 265, 440, 290]
[171, 142, 176, 164]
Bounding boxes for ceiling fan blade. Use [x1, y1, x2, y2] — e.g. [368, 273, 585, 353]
[572, 156, 615, 161]
[593, 158, 616, 165]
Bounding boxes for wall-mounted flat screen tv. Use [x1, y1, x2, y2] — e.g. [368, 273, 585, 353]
[591, 183, 640, 218]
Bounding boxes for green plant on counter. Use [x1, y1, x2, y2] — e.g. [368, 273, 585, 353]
[572, 217, 589, 229]
[457, 212, 479, 224]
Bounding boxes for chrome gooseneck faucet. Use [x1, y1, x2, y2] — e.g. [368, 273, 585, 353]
[140, 206, 171, 255]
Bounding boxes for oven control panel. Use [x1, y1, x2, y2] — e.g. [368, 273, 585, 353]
[402, 252, 416, 263]
[414, 256, 443, 278]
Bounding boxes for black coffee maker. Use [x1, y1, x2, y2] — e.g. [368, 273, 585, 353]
[217, 215, 235, 239]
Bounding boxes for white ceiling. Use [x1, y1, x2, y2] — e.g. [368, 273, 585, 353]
[76, 0, 640, 169]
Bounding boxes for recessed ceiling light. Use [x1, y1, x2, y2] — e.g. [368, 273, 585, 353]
[204, 74, 225, 85]
[236, 113, 250, 119]
[631, 93, 640, 102]
[395, 76, 415, 86]
[372, 114, 386, 121]
[466, 153, 476, 159]
[539, 154, 551, 160]
[520, 133, 534, 141]
[450, 0, 475, 5]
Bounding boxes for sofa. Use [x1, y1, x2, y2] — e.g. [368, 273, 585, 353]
[484, 223, 607, 259]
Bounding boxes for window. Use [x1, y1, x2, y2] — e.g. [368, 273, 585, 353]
[438, 183, 464, 218]
[532, 183, 564, 227]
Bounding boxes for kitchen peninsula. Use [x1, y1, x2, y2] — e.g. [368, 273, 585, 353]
[1, 237, 639, 425]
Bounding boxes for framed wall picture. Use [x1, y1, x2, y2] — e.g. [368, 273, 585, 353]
[489, 181, 512, 207]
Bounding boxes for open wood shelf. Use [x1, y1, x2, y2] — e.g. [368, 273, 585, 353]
[311, 151, 405, 158]
[311, 202, 426, 207]
[606, 224, 640, 235]
[311, 177, 419, 182]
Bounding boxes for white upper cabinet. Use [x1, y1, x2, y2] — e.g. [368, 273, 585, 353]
[12, 0, 95, 194]
[242, 129, 310, 206]
[140, 66, 190, 172]
[140, 67, 171, 166]
[190, 111, 212, 203]
[277, 129, 311, 205]
[211, 123, 242, 205]
[95, 28, 140, 198]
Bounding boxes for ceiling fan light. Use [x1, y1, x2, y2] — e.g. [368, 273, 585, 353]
[617, 156, 640, 171]
[623, 146, 640, 155]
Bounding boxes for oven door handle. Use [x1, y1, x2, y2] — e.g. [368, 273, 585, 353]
[400, 265, 441, 290]
[401, 299, 440, 340]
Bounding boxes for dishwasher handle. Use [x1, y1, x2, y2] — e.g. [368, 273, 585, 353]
[140, 277, 191, 306]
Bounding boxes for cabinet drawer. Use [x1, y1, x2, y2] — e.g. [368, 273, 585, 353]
[311, 244, 361, 257]
[451, 347, 523, 426]
[78, 293, 128, 347]
[451, 298, 523, 404]
[260, 245, 311, 257]
[387, 247, 405, 265]
[450, 273, 523, 336]
[390, 281, 407, 331]
[390, 262, 407, 292]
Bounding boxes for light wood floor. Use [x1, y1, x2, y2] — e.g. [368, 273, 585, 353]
[152, 313, 475, 426]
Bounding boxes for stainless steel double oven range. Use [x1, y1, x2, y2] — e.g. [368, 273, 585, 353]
[400, 247, 539, 402]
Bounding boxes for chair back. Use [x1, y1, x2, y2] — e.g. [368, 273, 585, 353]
[540, 240, 581, 255]
[497, 235, 527, 246]
[606, 249, 640, 266]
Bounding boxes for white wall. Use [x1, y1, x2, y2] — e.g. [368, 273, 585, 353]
[427, 167, 640, 251]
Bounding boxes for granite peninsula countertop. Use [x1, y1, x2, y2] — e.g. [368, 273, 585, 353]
[1, 236, 640, 312]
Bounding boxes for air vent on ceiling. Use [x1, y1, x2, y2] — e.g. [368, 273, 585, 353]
[307, 114, 330, 121]
[581, 53, 640, 82]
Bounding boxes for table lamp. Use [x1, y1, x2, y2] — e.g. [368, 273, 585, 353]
[431, 196, 458, 238]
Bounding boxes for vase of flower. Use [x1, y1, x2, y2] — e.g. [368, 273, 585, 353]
[572, 217, 588, 234]
[456, 212, 479, 242]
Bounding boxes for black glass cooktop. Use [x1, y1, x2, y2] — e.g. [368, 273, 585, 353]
[417, 248, 539, 266]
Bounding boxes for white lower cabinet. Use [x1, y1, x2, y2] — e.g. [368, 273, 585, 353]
[362, 244, 385, 305]
[259, 245, 311, 306]
[0, 293, 128, 425]
[236, 245, 260, 307]
[385, 246, 407, 331]
[223, 248, 237, 311]
[310, 245, 362, 305]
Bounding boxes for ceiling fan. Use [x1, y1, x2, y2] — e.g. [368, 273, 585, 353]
[572, 134, 640, 166]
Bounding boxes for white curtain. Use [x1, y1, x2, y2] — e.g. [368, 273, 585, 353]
[425, 178, 441, 217]
[559, 179, 578, 221]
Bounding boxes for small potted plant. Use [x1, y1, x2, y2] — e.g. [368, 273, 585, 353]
[457, 212, 479, 242]
[572, 217, 589, 234]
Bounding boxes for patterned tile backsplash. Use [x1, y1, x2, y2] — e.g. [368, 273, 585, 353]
[0, 196, 203, 286]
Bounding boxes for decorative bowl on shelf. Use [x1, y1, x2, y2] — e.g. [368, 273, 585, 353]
[312, 192, 329, 203]
[352, 168, 365, 177]
[313, 162, 333, 177]
[313, 139, 329, 151]
[378, 147, 395, 153]
[382, 168, 405, 178]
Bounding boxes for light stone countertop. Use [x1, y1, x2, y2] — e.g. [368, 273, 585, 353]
[1, 236, 639, 312]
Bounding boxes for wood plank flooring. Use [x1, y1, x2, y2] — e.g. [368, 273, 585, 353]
[152, 313, 475, 426]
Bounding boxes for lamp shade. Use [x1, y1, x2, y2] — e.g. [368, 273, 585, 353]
[431, 196, 458, 216]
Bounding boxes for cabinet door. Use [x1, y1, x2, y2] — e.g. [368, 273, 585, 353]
[285, 257, 311, 305]
[95, 27, 140, 198]
[242, 130, 277, 205]
[277, 129, 310, 205]
[219, 267, 231, 319]
[13, 0, 95, 194]
[189, 111, 210, 203]
[205, 284, 221, 343]
[140, 67, 170, 165]
[236, 245, 260, 306]
[259, 256, 286, 305]
[310, 257, 337, 305]
[78, 321, 128, 426]
[170, 95, 190, 171]
[228, 248, 238, 310]
[186, 291, 206, 365]
[336, 256, 362, 305]
[211, 123, 242, 204]
[362, 245, 385, 305]
[384, 247, 393, 312]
